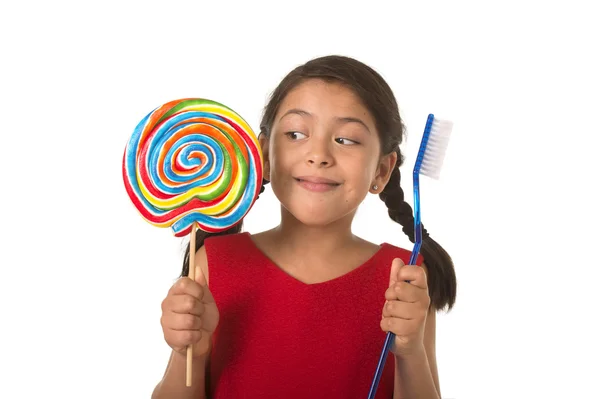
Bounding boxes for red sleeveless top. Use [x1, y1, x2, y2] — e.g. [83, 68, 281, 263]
[204, 232, 422, 399]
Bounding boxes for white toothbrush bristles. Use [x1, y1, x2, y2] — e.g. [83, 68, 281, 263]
[420, 118, 453, 180]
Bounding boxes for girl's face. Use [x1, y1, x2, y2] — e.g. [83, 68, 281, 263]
[261, 78, 396, 227]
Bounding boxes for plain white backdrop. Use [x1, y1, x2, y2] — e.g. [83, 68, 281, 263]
[1, 1, 599, 398]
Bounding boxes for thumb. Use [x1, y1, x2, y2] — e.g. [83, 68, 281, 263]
[389, 258, 405, 286]
[194, 263, 207, 287]
[194, 263, 215, 304]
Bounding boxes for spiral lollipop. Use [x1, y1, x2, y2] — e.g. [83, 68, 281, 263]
[122, 98, 263, 386]
[122, 98, 263, 237]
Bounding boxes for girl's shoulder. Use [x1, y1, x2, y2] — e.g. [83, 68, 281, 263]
[204, 231, 261, 258]
[203, 231, 253, 260]
[379, 241, 424, 266]
[204, 231, 250, 246]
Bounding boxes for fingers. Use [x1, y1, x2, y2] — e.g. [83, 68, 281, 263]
[385, 281, 423, 303]
[169, 277, 203, 299]
[162, 293, 205, 316]
[167, 329, 203, 350]
[162, 279, 206, 320]
[171, 265, 216, 302]
[163, 312, 203, 331]
[382, 299, 425, 320]
[389, 259, 427, 289]
[380, 316, 420, 337]
[169, 276, 215, 303]
[397, 262, 428, 289]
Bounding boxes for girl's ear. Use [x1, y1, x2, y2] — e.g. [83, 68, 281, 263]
[370, 151, 397, 193]
[258, 132, 270, 182]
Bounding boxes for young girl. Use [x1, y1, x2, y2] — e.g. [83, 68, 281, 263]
[152, 55, 456, 399]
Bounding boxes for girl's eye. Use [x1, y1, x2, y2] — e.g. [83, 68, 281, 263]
[286, 131, 307, 140]
[335, 137, 358, 145]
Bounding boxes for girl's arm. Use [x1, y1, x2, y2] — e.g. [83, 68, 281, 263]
[393, 308, 440, 399]
[151, 350, 210, 399]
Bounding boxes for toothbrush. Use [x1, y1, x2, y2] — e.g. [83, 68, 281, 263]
[367, 113, 453, 399]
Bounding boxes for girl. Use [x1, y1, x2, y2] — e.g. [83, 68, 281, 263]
[152, 55, 456, 399]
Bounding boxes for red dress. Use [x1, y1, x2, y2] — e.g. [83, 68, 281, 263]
[204, 232, 422, 398]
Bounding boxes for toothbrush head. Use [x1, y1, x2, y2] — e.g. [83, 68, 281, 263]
[415, 114, 453, 180]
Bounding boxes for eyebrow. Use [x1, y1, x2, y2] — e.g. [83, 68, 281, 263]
[280, 108, 312, 120]
[279, 108, 371, 133]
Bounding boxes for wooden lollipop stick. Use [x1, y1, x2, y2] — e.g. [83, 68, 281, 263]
[186, 223, 197, 386]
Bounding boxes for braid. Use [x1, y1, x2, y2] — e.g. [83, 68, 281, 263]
[379, 166, 429, 243]
[379, 152, 456, 311]
[180, 178, 268, 277]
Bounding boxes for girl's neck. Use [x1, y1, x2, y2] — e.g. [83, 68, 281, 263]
[250, 206, 379, 284]
[271, 206, 358, 256]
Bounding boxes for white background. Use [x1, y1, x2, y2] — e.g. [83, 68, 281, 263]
[1, 1, 599, 398]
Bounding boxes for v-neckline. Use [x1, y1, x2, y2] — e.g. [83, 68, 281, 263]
[241, 232, 390, 288]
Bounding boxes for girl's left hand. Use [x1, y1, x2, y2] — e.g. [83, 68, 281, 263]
[381, 258, 430, 357]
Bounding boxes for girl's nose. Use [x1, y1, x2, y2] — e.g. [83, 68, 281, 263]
[307, 158, 330, 166]
[306, 139, 334, 167]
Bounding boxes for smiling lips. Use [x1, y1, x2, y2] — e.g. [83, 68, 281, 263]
[294, 176, 341, 192]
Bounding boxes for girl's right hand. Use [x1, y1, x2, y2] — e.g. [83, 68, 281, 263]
[160, 264, 219, 358]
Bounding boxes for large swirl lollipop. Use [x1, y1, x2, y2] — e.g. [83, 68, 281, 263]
[122, 98, 263, 386]
[123, 98, 263, 236]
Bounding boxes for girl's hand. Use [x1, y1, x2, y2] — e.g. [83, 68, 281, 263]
[160, 265, 219, 358]
[381, 258, 430, 357]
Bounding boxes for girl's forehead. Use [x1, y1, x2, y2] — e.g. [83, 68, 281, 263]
[277, 79, 374, 123]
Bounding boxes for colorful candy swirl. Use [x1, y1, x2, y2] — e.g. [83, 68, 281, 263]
[122, 98, 263, 237]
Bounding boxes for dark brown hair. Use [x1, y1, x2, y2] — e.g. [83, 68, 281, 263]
[182, 55, 456, 311]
